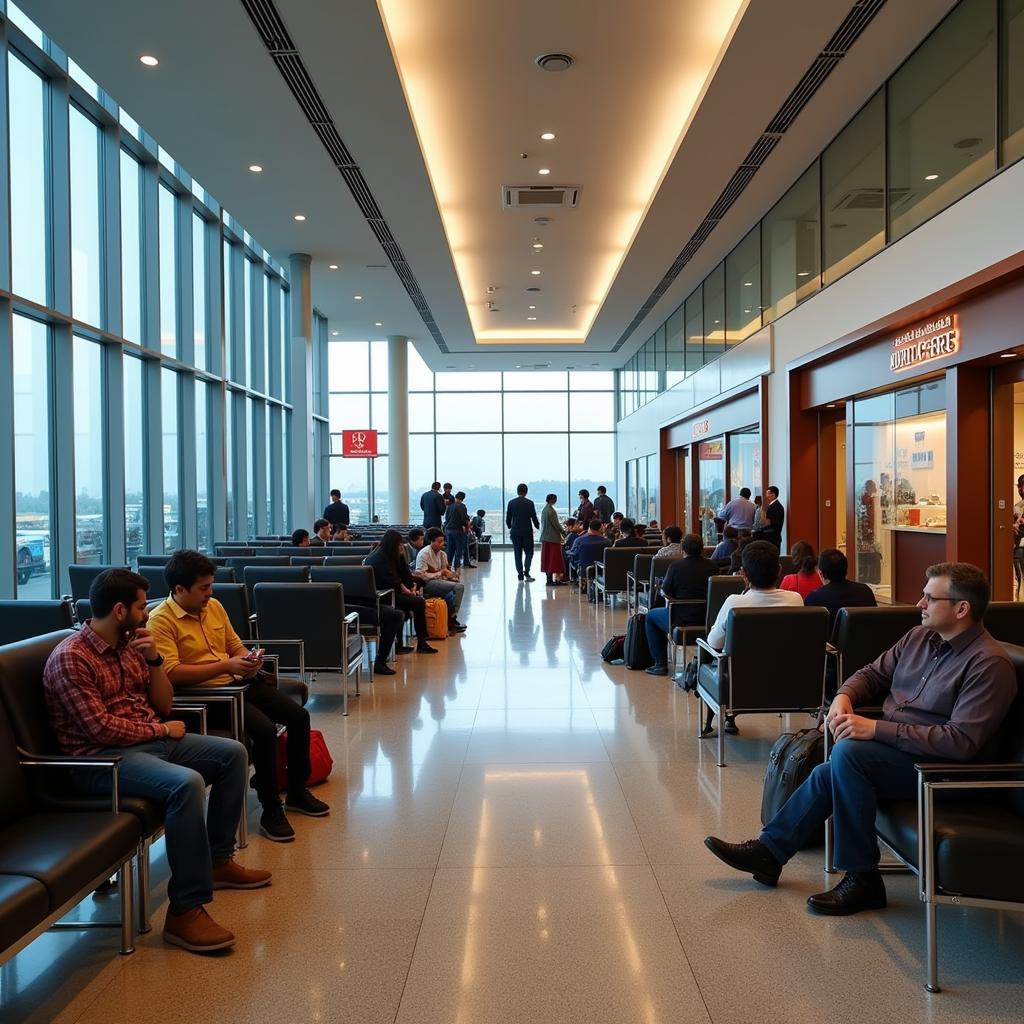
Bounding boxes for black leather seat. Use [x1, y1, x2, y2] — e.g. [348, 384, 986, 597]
[669, 576, 745, 672]
[290, 556, 327, 566]
[638, 555, 684, 613]
[594, 547, 646, 603]
[225, 555, 290, 569]
[242, 565, 310, 611]
[253, 583, 363, 715]
[310, 566, 386, 671]
[0, 600, 74, 646]
[0, 874, 49, 954]
[67, 564, 129, 603]
[696, 606, 828, 766]
[982, 601, 1024, 645]
[136, 565, 171, 600]
[323, 554, 368, 566]
[830, 606, 923, 686]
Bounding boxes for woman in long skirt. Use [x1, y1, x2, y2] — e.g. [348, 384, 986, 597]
[538, 493, 568, 585]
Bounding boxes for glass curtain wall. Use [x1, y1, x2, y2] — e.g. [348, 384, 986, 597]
[619, 0, 1020, 420]
[327, 342, 616, 541]
[0, 5, 292, 598]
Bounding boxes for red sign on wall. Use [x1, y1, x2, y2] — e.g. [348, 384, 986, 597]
[341, 430, 378, 457]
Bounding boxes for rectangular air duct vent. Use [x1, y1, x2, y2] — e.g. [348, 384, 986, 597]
[502, 185, 580, 209]
[831, 187, 913, 211]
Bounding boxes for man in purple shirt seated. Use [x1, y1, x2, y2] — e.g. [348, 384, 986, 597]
[704, 561, 1017, 916]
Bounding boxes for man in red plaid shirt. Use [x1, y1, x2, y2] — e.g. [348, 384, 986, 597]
[44, 568, 271, 953]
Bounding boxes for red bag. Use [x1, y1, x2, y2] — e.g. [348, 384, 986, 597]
[276, 728, 333, 790]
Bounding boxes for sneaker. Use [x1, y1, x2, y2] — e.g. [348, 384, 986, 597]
[373, 661, 396, 676]
[395, 644, 415, 654]
[703, 836, 782, 887]
[163, 906, 235, 953]
[285, 788, 331, 817]
[416, 642, 439, 654]
[212, 857, 273, 890]
[449, 621, 468, 633]
[524, 574, 536, 582]
[260, 804, 296, 843]
[465, 562, 478, 568]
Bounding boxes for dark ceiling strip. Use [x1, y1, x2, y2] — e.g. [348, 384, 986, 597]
[611, 0, 887, 353]
[239, 0, 450, 353]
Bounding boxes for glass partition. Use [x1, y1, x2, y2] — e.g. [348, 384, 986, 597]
[725, 225, 761, 345]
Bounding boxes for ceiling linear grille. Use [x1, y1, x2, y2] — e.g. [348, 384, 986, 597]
[611, 0, 887, 353]
[239, 0, 451, 353]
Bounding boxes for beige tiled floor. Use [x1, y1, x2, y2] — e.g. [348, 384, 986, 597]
[3, 553, 1022, 1023]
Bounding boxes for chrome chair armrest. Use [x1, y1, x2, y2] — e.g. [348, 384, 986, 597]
[695, 637, 725, 660]
[18, 752, 123, 812]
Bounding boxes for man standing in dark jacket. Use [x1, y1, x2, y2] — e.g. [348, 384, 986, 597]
[444, 491, 471, 571]
[593, 486, 615, 525]
[323, 490, 350, 531]
[420, 482, 446, 529]
[575, 489, 595, 528]
[755, 485, 785, 549]
[506, 483, 540, 582]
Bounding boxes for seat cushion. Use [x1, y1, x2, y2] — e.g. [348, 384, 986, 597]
[672, 626, 706, 646]
[42, 791, 165, 837]
[0, 812, 140, 910]
[0, 873, 50, 953]
[697, 663, 722, 703]
[877, 799, 1024, 903]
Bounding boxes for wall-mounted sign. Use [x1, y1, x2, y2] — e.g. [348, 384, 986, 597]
[698, 439, 723, 461]
[911, 450, 934, 470]
[341, 430, 378, 457]
[692, 418, 711, 439]
[889, 313, 959, 372]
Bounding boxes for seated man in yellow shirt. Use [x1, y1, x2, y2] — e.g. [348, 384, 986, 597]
[148, 550, 329, 843]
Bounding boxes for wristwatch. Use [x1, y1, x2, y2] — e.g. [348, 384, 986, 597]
[145, 654, 164, 667]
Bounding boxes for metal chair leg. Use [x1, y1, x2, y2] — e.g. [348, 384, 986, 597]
[119, 860, 136, 955]
[136, 840, 152, 934]
[237, 783, 249, 849]
[717, 710, 726, 767]
[925, 902, 940, 992]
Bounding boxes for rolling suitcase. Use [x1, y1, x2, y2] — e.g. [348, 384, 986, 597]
[476, 541, 491, 562]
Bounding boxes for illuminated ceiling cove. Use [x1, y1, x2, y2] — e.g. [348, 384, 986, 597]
[376, 0, 745, 348]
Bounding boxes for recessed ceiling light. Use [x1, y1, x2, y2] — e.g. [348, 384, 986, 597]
[826, 403, 837, 408]
[532, 241, 544, 250]
[743, 281, 752, 287]
[528, 305, 536, 310]
[139, 54, 159, 67]
[353, 295, 362, 301]
[713, 320, 720, 325]
[1000, 352, 1017, 358]
[540, 132, 556, 141]
[797, 271, 809, 277]
[528, 316, 537, 321]
[248, 164, 263, 173]
[375, 322, 383, 327]
[538, 168, 551, 176]
[925, 173, 939, 181]
[328, 264, 338, 270]
[530, 270, 541, 276]
[294, 214, 306, 221]
[331, 330, 339, 336]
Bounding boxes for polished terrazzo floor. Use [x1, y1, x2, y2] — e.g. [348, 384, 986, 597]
[3, 552, 1022, 1023]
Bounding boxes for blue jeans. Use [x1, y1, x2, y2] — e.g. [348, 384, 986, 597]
[424, 579, 464, 617]
[445, 530, 467, 570]
[760, 739, 920, 872]
[82, 733, 248, 915]
[645, 607, 671, 668]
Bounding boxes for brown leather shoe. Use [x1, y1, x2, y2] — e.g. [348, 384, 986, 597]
[163, 906, 235, 952]
[212, 857, 273, 890]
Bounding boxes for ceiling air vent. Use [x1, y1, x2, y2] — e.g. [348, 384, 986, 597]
[831, 187, 913, 211]
[503, 185, 580, 209]
[535, 52, 574, 72]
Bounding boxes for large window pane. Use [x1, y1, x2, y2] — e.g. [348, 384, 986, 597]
[14, 317, 52, 597]
[161, 369, 180, 552]
[246, 398, 255, 536]
[73, 338, 105, 563]
[437, 433, 503, 534]
[370, 340, 389, 391]
[503, 434, 568, 545]
[703, 263, 726, 362]
[124, 355, 146, 560]
[1003, 0, 1024, 165]
[725, 225, 761, 346]
[371, 392, 389, 430]
[9, 55, 48, 305]
[265, 403, 272, 531]
[224, 240, 235, 379]
[434, 391, 501, 431]
[569, 392, 614, 430]
[665, 304, 686, 388]
[823, 90, 885, 284]
[196, 380, 210, 552]
[226, 395, 234, 539]
[120, 151, 143, 344]
[70, 107, 103, 327]
[436, 371, 502, 391]
[159, 186, 178, 356]
[193, 214, 208, 369]
[504, 392, 566, 431]
[282, 409, 290, 528]
[888, 0, 996, 241]
[569, 434, 616, 516]
[243, 260, 253, 388]
[570, 370, 615, 390]
[408, 434, 436, 520]
[502, 371, 568, 391]
[329, 342, 369, 391]
[762, 162, 821, 319]
[684, 284, 703, 374]
[329, 394, 370, 432]
[328, 457, 369, 524]
[408, 343, 433, 391]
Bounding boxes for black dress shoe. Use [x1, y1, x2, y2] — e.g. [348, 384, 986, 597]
[704, 836, 782, 887]
[373, 661, 397, 676]
[395, 644, 415, 654]
[807, 871, 886, 916]
[724, 716, 739, 734]
[416, 642, 439, 654]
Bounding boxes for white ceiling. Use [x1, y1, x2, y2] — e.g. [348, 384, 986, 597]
[21, 0, 955, 370]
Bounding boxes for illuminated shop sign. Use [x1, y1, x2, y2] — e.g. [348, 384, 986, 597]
[692, 418, 711, 439]
[889, 313, 958, 372]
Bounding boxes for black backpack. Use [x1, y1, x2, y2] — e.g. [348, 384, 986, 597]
[760, 728, 825, 839]
[623, 612, 653, 670]
[601, 635, 626, 662]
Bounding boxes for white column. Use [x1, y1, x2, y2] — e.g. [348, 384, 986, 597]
[387, 335, 410, 523]
[288, 253, 315, 529]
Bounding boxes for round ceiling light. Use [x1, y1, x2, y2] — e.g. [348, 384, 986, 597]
[248, 164, 263, 173]
[375, 322, 383, 327]
[535, 53, 575, 72]
[528, 316, 537, 321]
[538, 168, 550, 176]
[328, 264, 339, 270]
[139, 54, 159, 67]
[353, 295, 363, 301]
[540, 132, 556, 141]
[924, 173, 939, 181]
[294, 214, 306, 221]
[528, 305, 536, 310]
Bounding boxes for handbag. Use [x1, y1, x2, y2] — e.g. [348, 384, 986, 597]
[276, 729, 333, 791]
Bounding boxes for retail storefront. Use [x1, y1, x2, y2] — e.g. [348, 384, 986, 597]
[659, 380, 767, 543]
[788, 260, 1024, 603]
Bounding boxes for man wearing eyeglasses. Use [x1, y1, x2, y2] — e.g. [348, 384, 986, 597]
[705, 561, 1017, 917]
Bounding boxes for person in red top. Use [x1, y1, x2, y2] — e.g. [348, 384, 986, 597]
[779, 541, 825, 601]
[43, 568, 271, 954]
